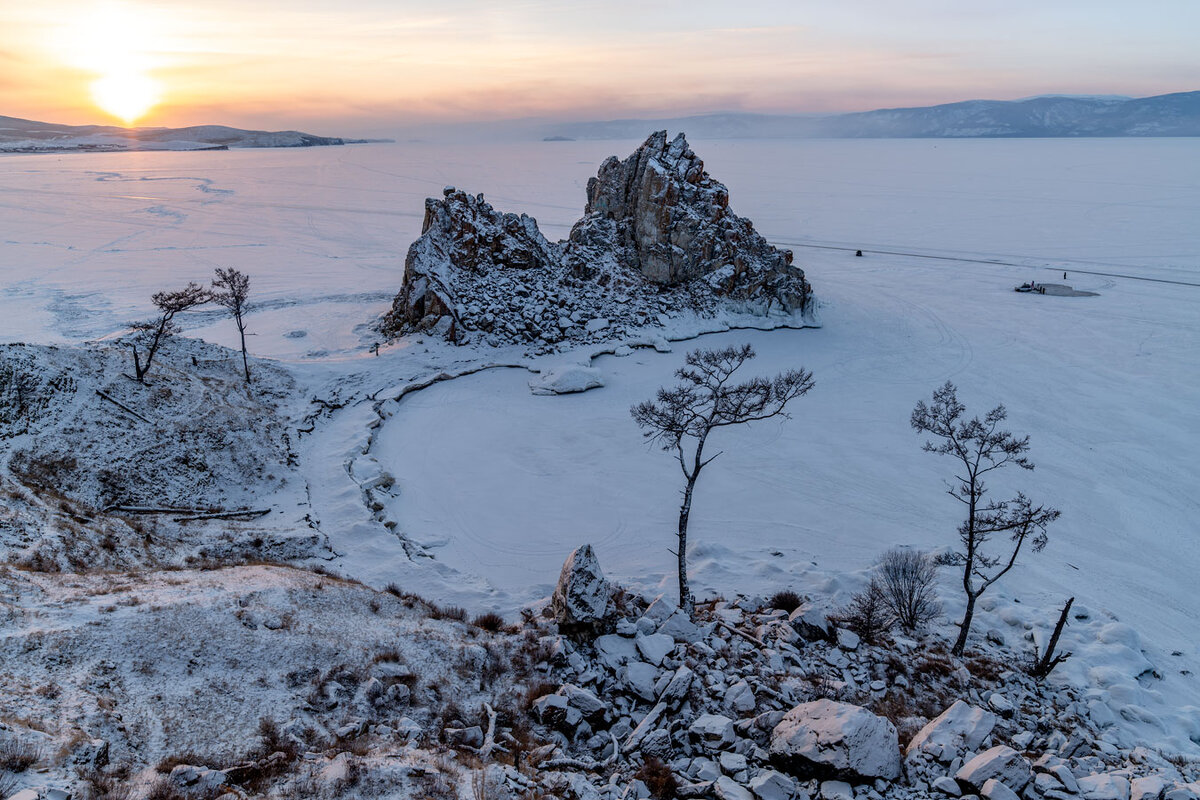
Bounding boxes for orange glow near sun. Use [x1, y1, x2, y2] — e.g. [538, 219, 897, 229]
[91, 71, 161, 124]
[54, 2, 166, 125]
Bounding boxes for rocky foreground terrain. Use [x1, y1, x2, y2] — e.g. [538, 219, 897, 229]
[383, 132, 814, 352]
[2, 543, 1198, 800]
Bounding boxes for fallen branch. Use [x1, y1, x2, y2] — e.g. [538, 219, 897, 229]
[477, 702, 500, 760]
[173, 508, 271, 522]
[540, 757, 600, 772]
[95, 390, 151, 424]
[104, 505, 208, 514]
[717, 619, 765, 648]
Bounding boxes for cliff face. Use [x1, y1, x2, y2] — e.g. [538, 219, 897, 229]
[384, 132, 812, 348]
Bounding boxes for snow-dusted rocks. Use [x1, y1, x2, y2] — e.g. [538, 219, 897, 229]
[565, 131, 810, 310]
[691, 713, 738, 748]
[907, 700, 997, 762]
[384, 187, 559, 339]
[955, 746, 1032, 793]
[528, 363, 605, 395]
[383, 133, 813, 349]
[768, 699, 902, 780]
[550, 544, 613, 634]
[1077, 773, 1133, 800]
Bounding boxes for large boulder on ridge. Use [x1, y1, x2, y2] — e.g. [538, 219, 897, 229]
[769, 699, 902, 781]
[550, 544, 613, 634]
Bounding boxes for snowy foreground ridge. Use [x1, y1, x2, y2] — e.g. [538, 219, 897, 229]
[1, 136, 1199, 799]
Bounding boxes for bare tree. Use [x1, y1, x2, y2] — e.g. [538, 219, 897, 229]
[212, 267, 252, 383]
[912, 381, 1060, 656]
[128, 282, 209, 383]
[837, 577, 893, 644]
[876, 548, 941, 631]
[1029, 596, 1074, 680]
[631, 344, 814, 619]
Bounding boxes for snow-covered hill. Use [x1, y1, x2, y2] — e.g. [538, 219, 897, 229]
[545, 91, 1200, 139]
[0, 115, 370, 153]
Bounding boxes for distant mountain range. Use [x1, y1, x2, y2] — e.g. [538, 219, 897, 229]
[544, 91, 1200, 140]
[0, 116, 382, 153]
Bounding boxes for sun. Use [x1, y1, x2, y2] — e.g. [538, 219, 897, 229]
[91, 70, 161, 124]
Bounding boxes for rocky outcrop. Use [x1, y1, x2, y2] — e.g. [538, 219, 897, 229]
[382, 132, 813, 350]
[565, 131, 810, 311]
[385, 187, 560, 340]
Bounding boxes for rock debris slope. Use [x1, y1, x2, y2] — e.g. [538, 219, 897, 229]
[383, 131, 813, 350]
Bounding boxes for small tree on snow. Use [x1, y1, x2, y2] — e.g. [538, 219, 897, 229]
[631, 344, 814, 619]
[876, 547, 941, 631]
[128, 282, 209, 383]
[212, 267, 252, 383]
[912, 381, 1060, 656]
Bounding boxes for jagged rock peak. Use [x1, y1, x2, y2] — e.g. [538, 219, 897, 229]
[566, 130, 801, 293]
[383, 186, 559, 338]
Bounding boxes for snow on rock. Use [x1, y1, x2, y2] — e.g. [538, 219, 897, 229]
[382, 132, 813, 351]
[528, 363, 605, 395]
[1078, 773, 1133, 800]
[768, 698, 902, 780]
[565, 130, 811, 309]
[906, 700, 997, 762]
[550, 544, 613, 633]
[981, 777, 1022, 800]
[955, 745, 1033, 793]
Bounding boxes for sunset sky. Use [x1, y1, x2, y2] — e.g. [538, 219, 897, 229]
[3, 0, 1197, 135]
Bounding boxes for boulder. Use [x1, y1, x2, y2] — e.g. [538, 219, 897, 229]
[558, 683, 606, 717]
[636, 632, 676, 666]
[749, 769, 799, 800]
[550, 545, 612, 634]
[658, 665, 695, 706]
[769, 699, 901, 780]
[716, 776, 757, 800]
[932, 776, 963, 796]
[906, 701, 997, 762]
[623, 660, 661, 700]
[955, 746, 1032, 793]
[1131, 776, 1168, 800]
[790, 604, 833, 641]
[690, 714, 737, 748]
[982, 778, 1021, 800]
[1078, 774, 1131, 800]
[819, 780, 854, 800]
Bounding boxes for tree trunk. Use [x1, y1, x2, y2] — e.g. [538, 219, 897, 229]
[237, 316, 250, 383]
[952, 592, 977, 656]
[677, 475, 697, 619]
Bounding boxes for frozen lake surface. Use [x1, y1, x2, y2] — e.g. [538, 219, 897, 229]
[2, 138, 1198, 355]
